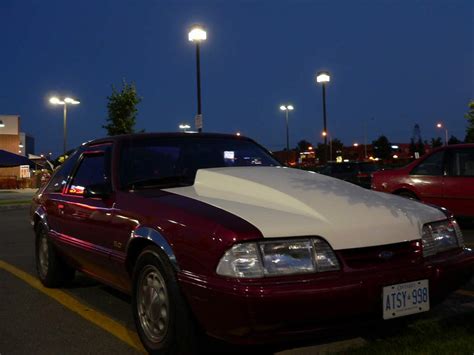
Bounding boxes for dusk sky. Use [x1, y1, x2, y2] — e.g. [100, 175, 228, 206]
[1, 0, 473, 156]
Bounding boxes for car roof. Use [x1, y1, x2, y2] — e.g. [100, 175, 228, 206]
[84, 132, 253, 147]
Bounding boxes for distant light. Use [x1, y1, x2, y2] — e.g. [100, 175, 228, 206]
[391, 145, 399, 149]
[353, 143, 359, 147]
[18, 150, 22, 153]
[393, 155, 399, 159]
[188, 26, 207, 42]
[280, 105, 287, 111]
[236, 132, 241, 136]
[308, 146, 313, 150]
[316, 72, 330, 83]
[49, 97, 64, 105]
[436, 123, 443, 128]
[369, 156, 375, 160]
[64, 97, 80, 104]
[287, 105, 294, 110]
[19, 144, 24, 148]
[322, 131, 327, 137]
[343, 159, 349, 162]
[179, 123, 191, 131]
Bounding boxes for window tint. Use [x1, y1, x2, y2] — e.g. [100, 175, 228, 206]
[120, 137, 280, 189]
[448, 148, 474, 177]
[45, 149, 81, 193]
[411, 151, 445, 176]
[68, 154, 108, 195]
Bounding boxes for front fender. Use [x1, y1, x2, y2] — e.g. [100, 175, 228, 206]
[126, 226, 180, 271]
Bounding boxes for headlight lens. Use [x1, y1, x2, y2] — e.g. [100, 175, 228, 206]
[422, 219, 463, 257]
[216, 238, 340, 278]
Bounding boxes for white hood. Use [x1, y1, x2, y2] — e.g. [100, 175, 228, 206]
[165, 167, 446, 250]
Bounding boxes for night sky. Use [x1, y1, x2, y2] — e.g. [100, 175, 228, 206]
[1, 0, 472, 156]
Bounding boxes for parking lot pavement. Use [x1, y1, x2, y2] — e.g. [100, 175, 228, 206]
[0, 207, 472, 355]
[0, 188, 37, 200]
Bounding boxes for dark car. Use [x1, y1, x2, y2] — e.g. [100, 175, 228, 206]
[372, 144, 474, 219]
[318, 161, 380, 188]
[31, 133, 473, 354]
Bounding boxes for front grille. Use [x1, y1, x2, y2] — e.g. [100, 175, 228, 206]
[337, 240, 422, 269]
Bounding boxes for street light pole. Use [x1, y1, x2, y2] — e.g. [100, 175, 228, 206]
[49, 96, 80, 155]
[436, 122, 449, 146]
[63, 103, 67, 155]
[316, 72, 331, 162]
[280, 104, 294, 164]
[188, 25, 207, 133]
[195, 42, 202, 132]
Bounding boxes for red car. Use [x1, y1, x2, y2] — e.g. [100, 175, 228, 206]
[372, 144, 474, 219]
[31, 133, 473, 354]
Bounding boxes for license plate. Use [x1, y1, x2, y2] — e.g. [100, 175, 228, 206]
[383, 279, 430, 319]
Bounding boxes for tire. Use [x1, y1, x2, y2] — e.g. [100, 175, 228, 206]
[35, 224, 75, 287]
[132, 246, 197, 355]
[396, 191, 418, 200]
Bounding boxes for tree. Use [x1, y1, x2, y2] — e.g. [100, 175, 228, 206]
[103, 80, 142, 136]
[430, 137, 443, 148]
[448, 135, 462, 145]
[372, 135, 391, 160]
[296, 139, 312, 152]
[416, 138, 425, 154]
[465, 100, 474, 143]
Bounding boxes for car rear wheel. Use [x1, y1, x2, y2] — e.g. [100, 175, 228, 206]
[35, 224, 75, 287]
[396, 191, 419, 200]
[132, 246, 197, 355]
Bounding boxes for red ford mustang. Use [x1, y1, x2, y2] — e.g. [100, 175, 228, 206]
[30, 133, 473, 354]
[372, 144, 474, 219]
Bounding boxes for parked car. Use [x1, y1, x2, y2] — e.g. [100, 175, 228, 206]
[30, 133, 473, 354]
[318, 161, 380, 188]
[372, 144, 474, 219]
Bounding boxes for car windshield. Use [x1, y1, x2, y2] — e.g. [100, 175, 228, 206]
[119, 136, 281, 189]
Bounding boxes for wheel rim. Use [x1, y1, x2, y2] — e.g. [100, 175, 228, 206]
[38, 232, 49, 278]
[137, 265, 170, 343]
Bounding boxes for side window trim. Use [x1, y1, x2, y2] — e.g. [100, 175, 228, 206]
[65, 146, 112, 196]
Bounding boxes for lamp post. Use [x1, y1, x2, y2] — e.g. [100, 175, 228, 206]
[322, 131, 333, 161]
[179, 123, 191, 132]
[188, 25, 207, 133]
[49, 96, 80, 155]
[280, 104, 294, 164]
[436, 122, 448, 146]
[316, 71, 330, 162]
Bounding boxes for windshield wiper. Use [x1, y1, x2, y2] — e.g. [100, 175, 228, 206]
[125, 176, 192, 190]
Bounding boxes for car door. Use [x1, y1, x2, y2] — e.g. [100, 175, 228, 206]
[59, 144, 123, 285]
[408, 149, 447, 207]
[442, 147, 474, 217]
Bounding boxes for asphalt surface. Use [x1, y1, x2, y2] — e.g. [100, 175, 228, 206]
[0, 207, 472, 354]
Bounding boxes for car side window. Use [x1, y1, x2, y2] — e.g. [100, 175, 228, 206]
[68, 153, 109, 195]
[411, 151, 445, 176]
[44, 149, 81, 193]
[448, 148, 474, 177]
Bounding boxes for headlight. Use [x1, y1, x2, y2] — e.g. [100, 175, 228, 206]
[216, 238, 340, 278]
[422, 219, 464, 257]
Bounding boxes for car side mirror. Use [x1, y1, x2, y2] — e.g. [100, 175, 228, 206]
[83, 183, 112, 199]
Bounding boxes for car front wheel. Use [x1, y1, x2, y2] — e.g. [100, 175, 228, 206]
[35, 224, 75, 287]
[132, 246, 197, 355]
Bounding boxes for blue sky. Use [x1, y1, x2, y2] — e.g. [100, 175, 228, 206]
[0, 0, 472, 156]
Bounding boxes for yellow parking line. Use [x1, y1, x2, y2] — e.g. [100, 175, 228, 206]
[455, 289, 474, 297]
[0, 260, 146, 353]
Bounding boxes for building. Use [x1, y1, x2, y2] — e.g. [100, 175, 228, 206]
[0, 115, 35, 178]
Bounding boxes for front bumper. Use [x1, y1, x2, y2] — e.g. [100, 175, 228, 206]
[178, 247, 474, 344]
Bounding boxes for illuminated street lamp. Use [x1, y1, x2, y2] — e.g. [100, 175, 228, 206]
[179, 123, 191, 132]
[49, 96, 80, 154]
[316, 71, 330, 161]
[188, 24, 207, 133]
[236, 132, 241, 136]
[280, 104, 294, 164]
[322, 131, 334, 161]
[436, 122, 448, 146]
